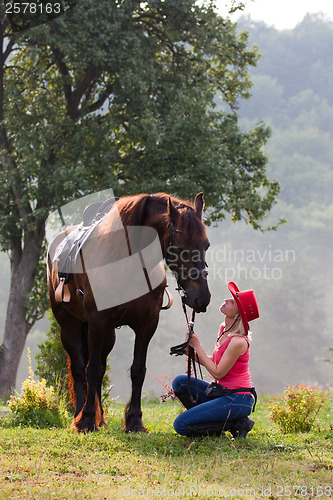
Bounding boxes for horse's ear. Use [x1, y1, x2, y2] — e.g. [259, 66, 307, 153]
[194, 192, 205, 220]
[167, 197, 179, 223]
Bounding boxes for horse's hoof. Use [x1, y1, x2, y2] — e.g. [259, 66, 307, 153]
[126, 427, 148, 433]
[75, 414, 99, 433]
[78, 423, 98, 433]
[125, 421, 147, 433]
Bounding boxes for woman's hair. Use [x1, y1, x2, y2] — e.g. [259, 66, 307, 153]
[228, 315, 253, 341]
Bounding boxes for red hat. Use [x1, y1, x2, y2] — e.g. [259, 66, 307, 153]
[228, 282, 259, 332]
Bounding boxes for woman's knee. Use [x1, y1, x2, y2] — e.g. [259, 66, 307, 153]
[172, 374, 188, 392]
[173, 414, 188, 436]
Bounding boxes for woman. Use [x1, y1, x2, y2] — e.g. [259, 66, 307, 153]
[172, 281, 259, 438]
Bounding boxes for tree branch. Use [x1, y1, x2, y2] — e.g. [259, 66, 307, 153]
[72, 65, 101, 111]
[84, 82, 115, 115]
[4, 37, 16, 62]
[51, 47, 75, 118]
[52, 46, 104, 119]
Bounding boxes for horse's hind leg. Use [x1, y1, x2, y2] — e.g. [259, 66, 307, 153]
[57, 315, 88, 420]
[125, 317, 159, 432]
[75, 320, 114, 432]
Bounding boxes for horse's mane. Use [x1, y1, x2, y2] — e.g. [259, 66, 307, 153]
[116, 193, 207, 243]
[115, 193, 155, 226]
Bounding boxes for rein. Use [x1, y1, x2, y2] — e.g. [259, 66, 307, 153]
[170, 301, 203, 404]
[168, 221, 205, 403]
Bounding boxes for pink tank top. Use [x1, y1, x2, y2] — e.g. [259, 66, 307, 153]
[212, 335, 252, 389]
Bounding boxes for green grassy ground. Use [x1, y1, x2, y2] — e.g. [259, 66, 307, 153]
[0, 394, 332, 499]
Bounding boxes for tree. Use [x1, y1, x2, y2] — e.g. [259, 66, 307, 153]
[0, 0, 280, 397]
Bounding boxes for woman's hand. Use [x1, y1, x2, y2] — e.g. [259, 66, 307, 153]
[186, 332, 248, 381]
[188, 332, 201, 350]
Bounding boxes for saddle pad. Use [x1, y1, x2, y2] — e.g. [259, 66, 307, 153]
[53, 198, 116, 276]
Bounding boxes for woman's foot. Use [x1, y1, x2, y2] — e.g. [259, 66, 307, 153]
[184, 417, 254, 438]
[186, 421, 226, 437]
[228, 416, 255, 438]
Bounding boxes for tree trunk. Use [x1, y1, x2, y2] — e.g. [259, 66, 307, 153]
[0, 225, 45, 398]
[0, 284, 29, 397]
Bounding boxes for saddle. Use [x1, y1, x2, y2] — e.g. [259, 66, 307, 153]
[54, 198, 118, 302]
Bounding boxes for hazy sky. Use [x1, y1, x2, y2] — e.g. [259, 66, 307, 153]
[214, 0, 333, 29]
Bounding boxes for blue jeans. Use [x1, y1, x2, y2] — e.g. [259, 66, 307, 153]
[172, 375, 254, 436]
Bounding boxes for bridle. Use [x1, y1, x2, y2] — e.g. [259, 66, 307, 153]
[166, 222, 208, 296]
[167, 221, 208, 404]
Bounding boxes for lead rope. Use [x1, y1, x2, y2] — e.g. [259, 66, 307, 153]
[170, 300, 203, 404]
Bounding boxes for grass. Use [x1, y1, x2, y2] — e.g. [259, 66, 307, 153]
[0, 393, 332, 499]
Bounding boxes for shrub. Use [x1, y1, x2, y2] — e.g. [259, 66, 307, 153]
[149, 373, 176, 402]
[267, 384, 327, 433]
[7, 348, 68, 428]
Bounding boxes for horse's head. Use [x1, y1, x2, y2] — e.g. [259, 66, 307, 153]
[165, 193, 211, 313]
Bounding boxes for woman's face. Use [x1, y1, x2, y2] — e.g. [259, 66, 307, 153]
[220, 297, 239, 318]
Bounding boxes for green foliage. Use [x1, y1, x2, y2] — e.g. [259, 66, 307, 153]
[237, 15, 333, 211]
[267, 385, 327, 433]
[7, 349, 67, 428]
[1, 0, 279, 244]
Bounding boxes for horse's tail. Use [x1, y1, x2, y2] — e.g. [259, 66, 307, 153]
[94, 392, 103, 427]
[66, 354, 76, 411]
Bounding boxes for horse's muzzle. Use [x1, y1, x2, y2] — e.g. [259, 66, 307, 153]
[185, 294, 211, 313]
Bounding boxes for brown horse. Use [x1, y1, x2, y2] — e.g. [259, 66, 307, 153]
[47, 192, 210, 432]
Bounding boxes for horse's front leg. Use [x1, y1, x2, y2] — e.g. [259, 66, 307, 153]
[125, 317, 159, 433]
[96, 329, 116, 427]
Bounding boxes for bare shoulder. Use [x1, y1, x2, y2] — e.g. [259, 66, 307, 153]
[228, 335, 249, 354]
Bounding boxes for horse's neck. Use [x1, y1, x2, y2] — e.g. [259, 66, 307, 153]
[97, 197, 169, 255]
[143, 210, 169, 255]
